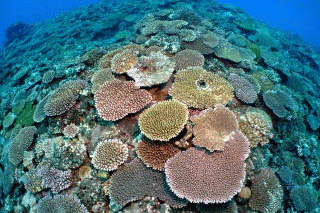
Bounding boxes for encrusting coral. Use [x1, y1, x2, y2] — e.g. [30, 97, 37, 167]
[91, 139, 129, 171]
[94, 79, 152, 121]
[169, 67, 234, 109]
[138, 100, 189, 141]
[191, 104, 239, 151]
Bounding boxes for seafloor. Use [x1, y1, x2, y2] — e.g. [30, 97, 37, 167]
[0, 0, 319, 212]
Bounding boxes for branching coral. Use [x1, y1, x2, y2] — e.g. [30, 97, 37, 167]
[165, 131, 250, 203]
[92, 139, 129, 171]
[138, 100, 189, 141]
[94, 79, 152, 121]
[63, 123, 79, 138]
[33, 195, 88, 213]
[44, 79, 87, 116]
[111, 49, 138, 74]
[249, 169, 283, 213]
[169, 67, 234, 109]
[9, 126, 37, 165]
[109, 158, 188, 208]
[173, 49, 204, 71]
[136, 140, 180, 171]
[191, 104, 239, 151]
[234, 107, 273, 147]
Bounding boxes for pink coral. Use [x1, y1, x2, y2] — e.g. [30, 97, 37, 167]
[165, 130, 250, 203]
[94, 79, 152, 121]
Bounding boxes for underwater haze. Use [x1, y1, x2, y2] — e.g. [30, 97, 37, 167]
[0, 0, 319, 212]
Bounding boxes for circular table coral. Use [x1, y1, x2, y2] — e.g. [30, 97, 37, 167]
[92, 139, 129, 171]
[138, 100, 189, 141]
[169, 67, 234, 109]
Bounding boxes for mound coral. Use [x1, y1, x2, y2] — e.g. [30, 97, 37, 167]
[63, 123, 79, 138]
[126, 51, 176, 87]
[228, 73, 260, 104]
[90, 68, 115, 94]
[136, 140, 180, 171]
[94, 79, 152, 121]
[33, 195, 88, 213]
[92, 139, 129, 171]
[9, 126, 37, 166]
[234, 107, 273, 147]
[138, 100, 189, 141]
[191, 104, 239, 151]
[169, 67, 234, 109]
[109, 158, 188, 208]
[165, 131, 250, 203]
[249, 169, 284, 213]
[44, 79, 87, 116]
[111, 49, 138, 74]
[173, 49, 205, 71]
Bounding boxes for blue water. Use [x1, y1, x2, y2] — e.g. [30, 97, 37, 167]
[1, 0, 320, 50]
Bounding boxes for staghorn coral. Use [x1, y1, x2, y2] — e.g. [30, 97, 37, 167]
[63, 123, 79, 138]
[109, 158, 188, 208]
[44, 79, 87, 116]
[90, 68, 115, 94]
[165, 131, 250, 203]
[191, 104, 239, 151]
[111, 49, 138, 74]
[228, 73, 259, 104]
[138, 100, 189, 141]
[136, 139, 180, 171]
[8, 126, 37, 166]
[169, 67, 234, 109]
[173, 49, 205, 71]
[249, 169, 284, 213]
[94, 79, 152, 121]
[126, 51, 176, 87]
[92, 139, 129, 171]
[234, 107, 273, 147]
[33, 195, 88, 213]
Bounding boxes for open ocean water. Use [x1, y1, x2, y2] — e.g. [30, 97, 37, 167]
[0, 0, 319, 212]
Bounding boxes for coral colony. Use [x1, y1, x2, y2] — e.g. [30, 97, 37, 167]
[0, 0, 319, 212]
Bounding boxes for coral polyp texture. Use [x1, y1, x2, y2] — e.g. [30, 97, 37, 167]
[234, 107, 273, 147]
[33, 195, 88, 213]
[191, 104, 239, 151]
[173, 49, 205, 71]
[109, 158, 188, 208]
[63, 123, 79, 138]
[90, 68, 115, 94]
[44, 79, 87, 116]
[94, 79, 152, 121]
[169, 67, 234, 109]
[136, 139, 180, 171]
[126, 51, 176, 87]
[92, 139, 129, 171]
[165, 131, 250, 203]
[138, 100, 189, 141]
[249, 169, 284, 213]
[111, 49, 138, 74]
[9, 126, 37, 166]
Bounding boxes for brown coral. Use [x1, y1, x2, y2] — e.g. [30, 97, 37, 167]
[191, 104, 239, 151]
[136, 140, 180, 171]
[111, 49, 138, 74]
[173, 49, 205, 71]
[90, 68, 115, 94]
[94, 79, 152, 121]
[92, 139, 129, 171]
[165, 130, 250, 203]
[249, 169, 284, 213]
[138, 100, 189, 141]
[169, 67, 234, 109]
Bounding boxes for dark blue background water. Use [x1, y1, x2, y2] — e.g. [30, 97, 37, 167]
[0, 0, 319, 51]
